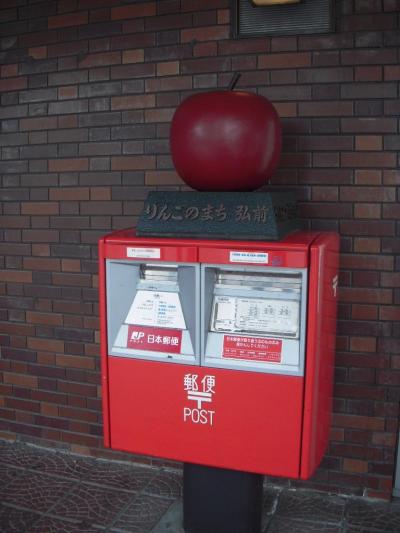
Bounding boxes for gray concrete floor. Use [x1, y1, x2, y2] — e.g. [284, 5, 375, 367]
[0, 439, 399, 532]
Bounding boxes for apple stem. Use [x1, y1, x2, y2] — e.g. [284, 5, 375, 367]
[228, 72, 241, 91]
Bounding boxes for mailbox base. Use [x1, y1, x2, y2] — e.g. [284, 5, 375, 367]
[183, 463, 263, 533]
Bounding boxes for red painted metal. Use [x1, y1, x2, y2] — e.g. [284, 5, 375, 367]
[98, 229, 339, 479]
[108, 357, 303, 478]
[300, 232, 340, 479]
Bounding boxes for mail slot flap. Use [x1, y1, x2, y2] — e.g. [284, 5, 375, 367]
[198, 247, 308, 268]
[104, 243, 197, 262]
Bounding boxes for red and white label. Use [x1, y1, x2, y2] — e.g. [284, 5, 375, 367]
[127, 325, 182, 354]
[223, 335, 282, 363]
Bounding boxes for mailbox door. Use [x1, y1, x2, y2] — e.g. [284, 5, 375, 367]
[108, 357, 304, 478]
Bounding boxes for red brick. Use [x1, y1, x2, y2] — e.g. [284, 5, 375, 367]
[48, 11, 88, 29]
[48, 158, 89, 172]
[381, 272, 400, 287]
[79, 51, 121, 68]
[0, 322, 35, 337]
[350, 337, 377, 353]
[273, 103, 297, 118]
[52, 272, 92, 287]
[27, 337, 64, 353]
[49, 187, 90, 201]
[1, 64, 18, 78]
[56, 354, 95, 370]
[259, 52, 311, 69]
[343, 458, 368, 474]
[341, 152, 397, 168]
[181, 25, 229, 43]
[61, 259, 81, 272]
[145, 170, 183, 185]
[333, 414, 385, 431]
[48, 40, 88, 58]
[354, 204, 381, 219]
[219, 39, 268, 56]
[122, 49, 144, 64]
[299, 101, 353, 117]
[23, 258, 61, 271]
[0, 270, 32, 283]
[3, 373, 38, 389]
[355, 135, 383, 151]
[26, 311, 63, 326]
[382, 204, 400, 219]
[144, 108, 175, 123]
[111, 2, 156, 20]
[341, 49, 397, 65]
[354, 170, 382, 185]
[194, 42, 218, 57]
[58, 86, 78, 99]
[111, 156, 155, 171]
[383, 170, 400, 185]
[380, 306, 400, 321]
[20, 117, 58, 131]
[111, 63, 155, 79]
[217, 8, 230, 24]
[377, 370, 400, 386]
[157, 61, 180, 76]
[90, 187, 111, 201]
[40, 403, 58, 417]
[28, 46, 47, 59]
[355, 65, 382, 81]
[145, 76, 192, 92]
[111, 94, 155, 110]
[21, 202, 59, 215]
[341, 118, 397, 133]
[384, 65, 400, 80]
[58, 115, 78, 128]
[340, 187, 396, 202]
[0, 77, 27, 92]
[342, 253, 393, 271]
[341, 13, 396, 31]
[312, 187, 338, 201]
[340, 287, 392, 304]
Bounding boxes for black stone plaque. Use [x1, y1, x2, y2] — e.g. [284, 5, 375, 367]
[136, 191, 300, 241]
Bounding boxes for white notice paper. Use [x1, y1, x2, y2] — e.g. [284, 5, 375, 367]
[211, 295, 299, 337]
[125, 290, 186, 329]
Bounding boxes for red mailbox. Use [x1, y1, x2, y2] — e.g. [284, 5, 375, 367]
[99, 228, 339, 480]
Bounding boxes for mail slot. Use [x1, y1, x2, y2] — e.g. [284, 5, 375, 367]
[99, 229, 339, 480]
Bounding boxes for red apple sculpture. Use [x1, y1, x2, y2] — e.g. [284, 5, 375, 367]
[170, 90, 281, 191]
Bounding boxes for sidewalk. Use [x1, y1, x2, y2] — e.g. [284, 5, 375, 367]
[0, 439, 399, 532]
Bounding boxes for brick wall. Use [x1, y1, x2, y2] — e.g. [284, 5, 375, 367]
[0, 0, 399, 499]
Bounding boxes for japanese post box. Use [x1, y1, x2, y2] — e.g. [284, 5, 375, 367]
[99, 229, 339, 480]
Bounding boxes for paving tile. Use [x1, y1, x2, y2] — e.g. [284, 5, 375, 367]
[0, 471, 76, 513]
[50, 483, 134, 527]
[0, 504, 42, 533]
[0, 441, 47, 470]
[0, 464, 23, 489]
[345, 498, 400, 532]
[111, 494, 174, 533]
[144, 469, 183, 499]
[31, 451, 97, 480]
[262, 487, 282, 531]
[150, 500, 185, 533]
[81, 460, 159, 492]
[265, 516, 342, 532]
[263, 486, 281, 516]
[274, 490, 345, 524]
[28, 516, 105, 532]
